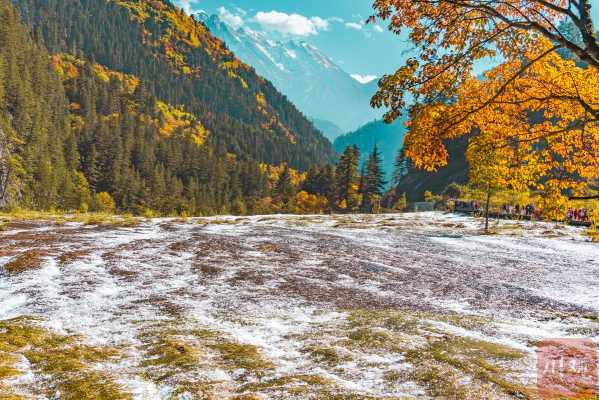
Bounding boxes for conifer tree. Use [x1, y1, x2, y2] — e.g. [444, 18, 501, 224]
[275, 165, 295, 204]
[335, 145, 360, 211]
[361, 143, 386, 213]
[392, 148, 410, 187]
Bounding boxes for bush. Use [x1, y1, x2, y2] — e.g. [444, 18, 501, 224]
[93, 192, 116, 213]
[394, 193, 408, 211]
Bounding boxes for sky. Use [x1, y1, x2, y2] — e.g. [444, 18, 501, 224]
[175, 0, 599, 83]
[174, 0, 413, 82]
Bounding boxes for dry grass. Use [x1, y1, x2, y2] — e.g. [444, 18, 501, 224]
[341, 309, 531, 399]
[4, 250, 46, 274]
[0, 210, 141, 227]
[0, 316, 130, 399]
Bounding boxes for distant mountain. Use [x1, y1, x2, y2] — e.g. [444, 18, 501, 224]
[311, 119, 344, 142]
[198, 13, 383, 133]
[334, 118, 408, 183]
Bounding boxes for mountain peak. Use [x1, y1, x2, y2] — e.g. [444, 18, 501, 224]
[202, 12, 383, 132]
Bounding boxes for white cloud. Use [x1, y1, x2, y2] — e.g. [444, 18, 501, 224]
[345, 22, 363, 30]
[254, 11, 329, 37]
[176, 0, 201, 15]
[329, 17, 345, 24]
[218, 6, 245, 29]
[351, 74, 377, 84]
[373, 25, 384, 33]
[178, 0, 192, 14]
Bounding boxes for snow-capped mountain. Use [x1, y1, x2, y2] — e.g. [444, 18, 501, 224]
[197, 12, 383, 136]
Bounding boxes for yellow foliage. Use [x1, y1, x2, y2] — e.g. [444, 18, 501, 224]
[293, 191, 329, 214]
[371, 2, 598, 218]
[51, 54, 140, 94]
[93, 192, 116, 213]
[154, 101, 208, 145]
[108, 0, 242, 75]
[402, 38, 599, 217]
[259, 163, 305, 189]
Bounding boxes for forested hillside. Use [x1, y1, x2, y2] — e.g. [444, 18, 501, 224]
[0, 1, 77, 210]
[11, 0, 334, 169]
[0, 0, 336, 215]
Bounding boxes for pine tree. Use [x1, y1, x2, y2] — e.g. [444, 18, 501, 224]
[392, 148, 410, 187]
[275, 165, 295, 204]
[335, 145, 360, 211]
[361, 143, 386, 213]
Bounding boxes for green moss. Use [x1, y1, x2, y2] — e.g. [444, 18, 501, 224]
[0, 352, 22, 399]
[347, 328, 393, 347]
[208, 342, 273, 375]
[0, 317, 130, 400]
[301, 345, 350, 366]
[339, 309, 531, 399]
[347, 309, 419, 335]
[242, 373, 331, 392]
[405, 336, 531, 399]
[141, 333, 202, 380]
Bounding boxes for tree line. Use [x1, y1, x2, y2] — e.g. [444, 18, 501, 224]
[1, 0, 395, 216]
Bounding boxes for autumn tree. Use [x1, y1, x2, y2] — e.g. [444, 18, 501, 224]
[370, 0, 599, 211]
[467, 134, 511, 232]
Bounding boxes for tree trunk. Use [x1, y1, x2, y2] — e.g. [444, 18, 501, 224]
[484, 188, 491, 233]
[0, 127, 9, 209]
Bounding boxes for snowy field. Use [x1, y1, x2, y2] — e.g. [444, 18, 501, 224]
[0, 212, 598, 399]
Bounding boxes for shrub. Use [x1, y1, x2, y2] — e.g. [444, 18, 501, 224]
[93, 192, 116, 213]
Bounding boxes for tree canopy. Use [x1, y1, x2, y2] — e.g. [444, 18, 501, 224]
[371, 0, 599, 206]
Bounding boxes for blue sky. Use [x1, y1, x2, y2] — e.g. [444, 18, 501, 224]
[175, 1, 599, 82]
[175, 0, 412, 81]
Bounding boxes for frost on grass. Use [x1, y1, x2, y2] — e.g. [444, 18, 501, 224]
[0, 213, 598, 399]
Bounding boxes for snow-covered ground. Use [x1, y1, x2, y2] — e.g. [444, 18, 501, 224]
[0, 212, 597, 399]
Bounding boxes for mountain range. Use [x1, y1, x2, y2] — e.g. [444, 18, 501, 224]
[197, 12, 383, 137]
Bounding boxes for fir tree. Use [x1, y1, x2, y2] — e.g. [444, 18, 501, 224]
[335, 145, 360, 211]
[361, 143, 386, 212]
[275, 165, 295, 204]
[392, 148, 410, 187]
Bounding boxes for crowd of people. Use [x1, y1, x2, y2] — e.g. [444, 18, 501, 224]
[500, 204, 542, 219]
[566, 208, 590, 223]
[452, 199, 591, 225]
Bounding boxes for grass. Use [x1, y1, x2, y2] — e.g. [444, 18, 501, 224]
[301, 345, 350, 366]
[141, 330, 204, 381]
[0, 209, 142, 227]
[207, 342, 274, 375]
[0, 316, 130, 399]
[138, 323, 274, 397]
[406, 336, 530, 398]
[3, 250, 46, 274]
[339, 309, 531, 399]
[241, 374, 331, 392]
